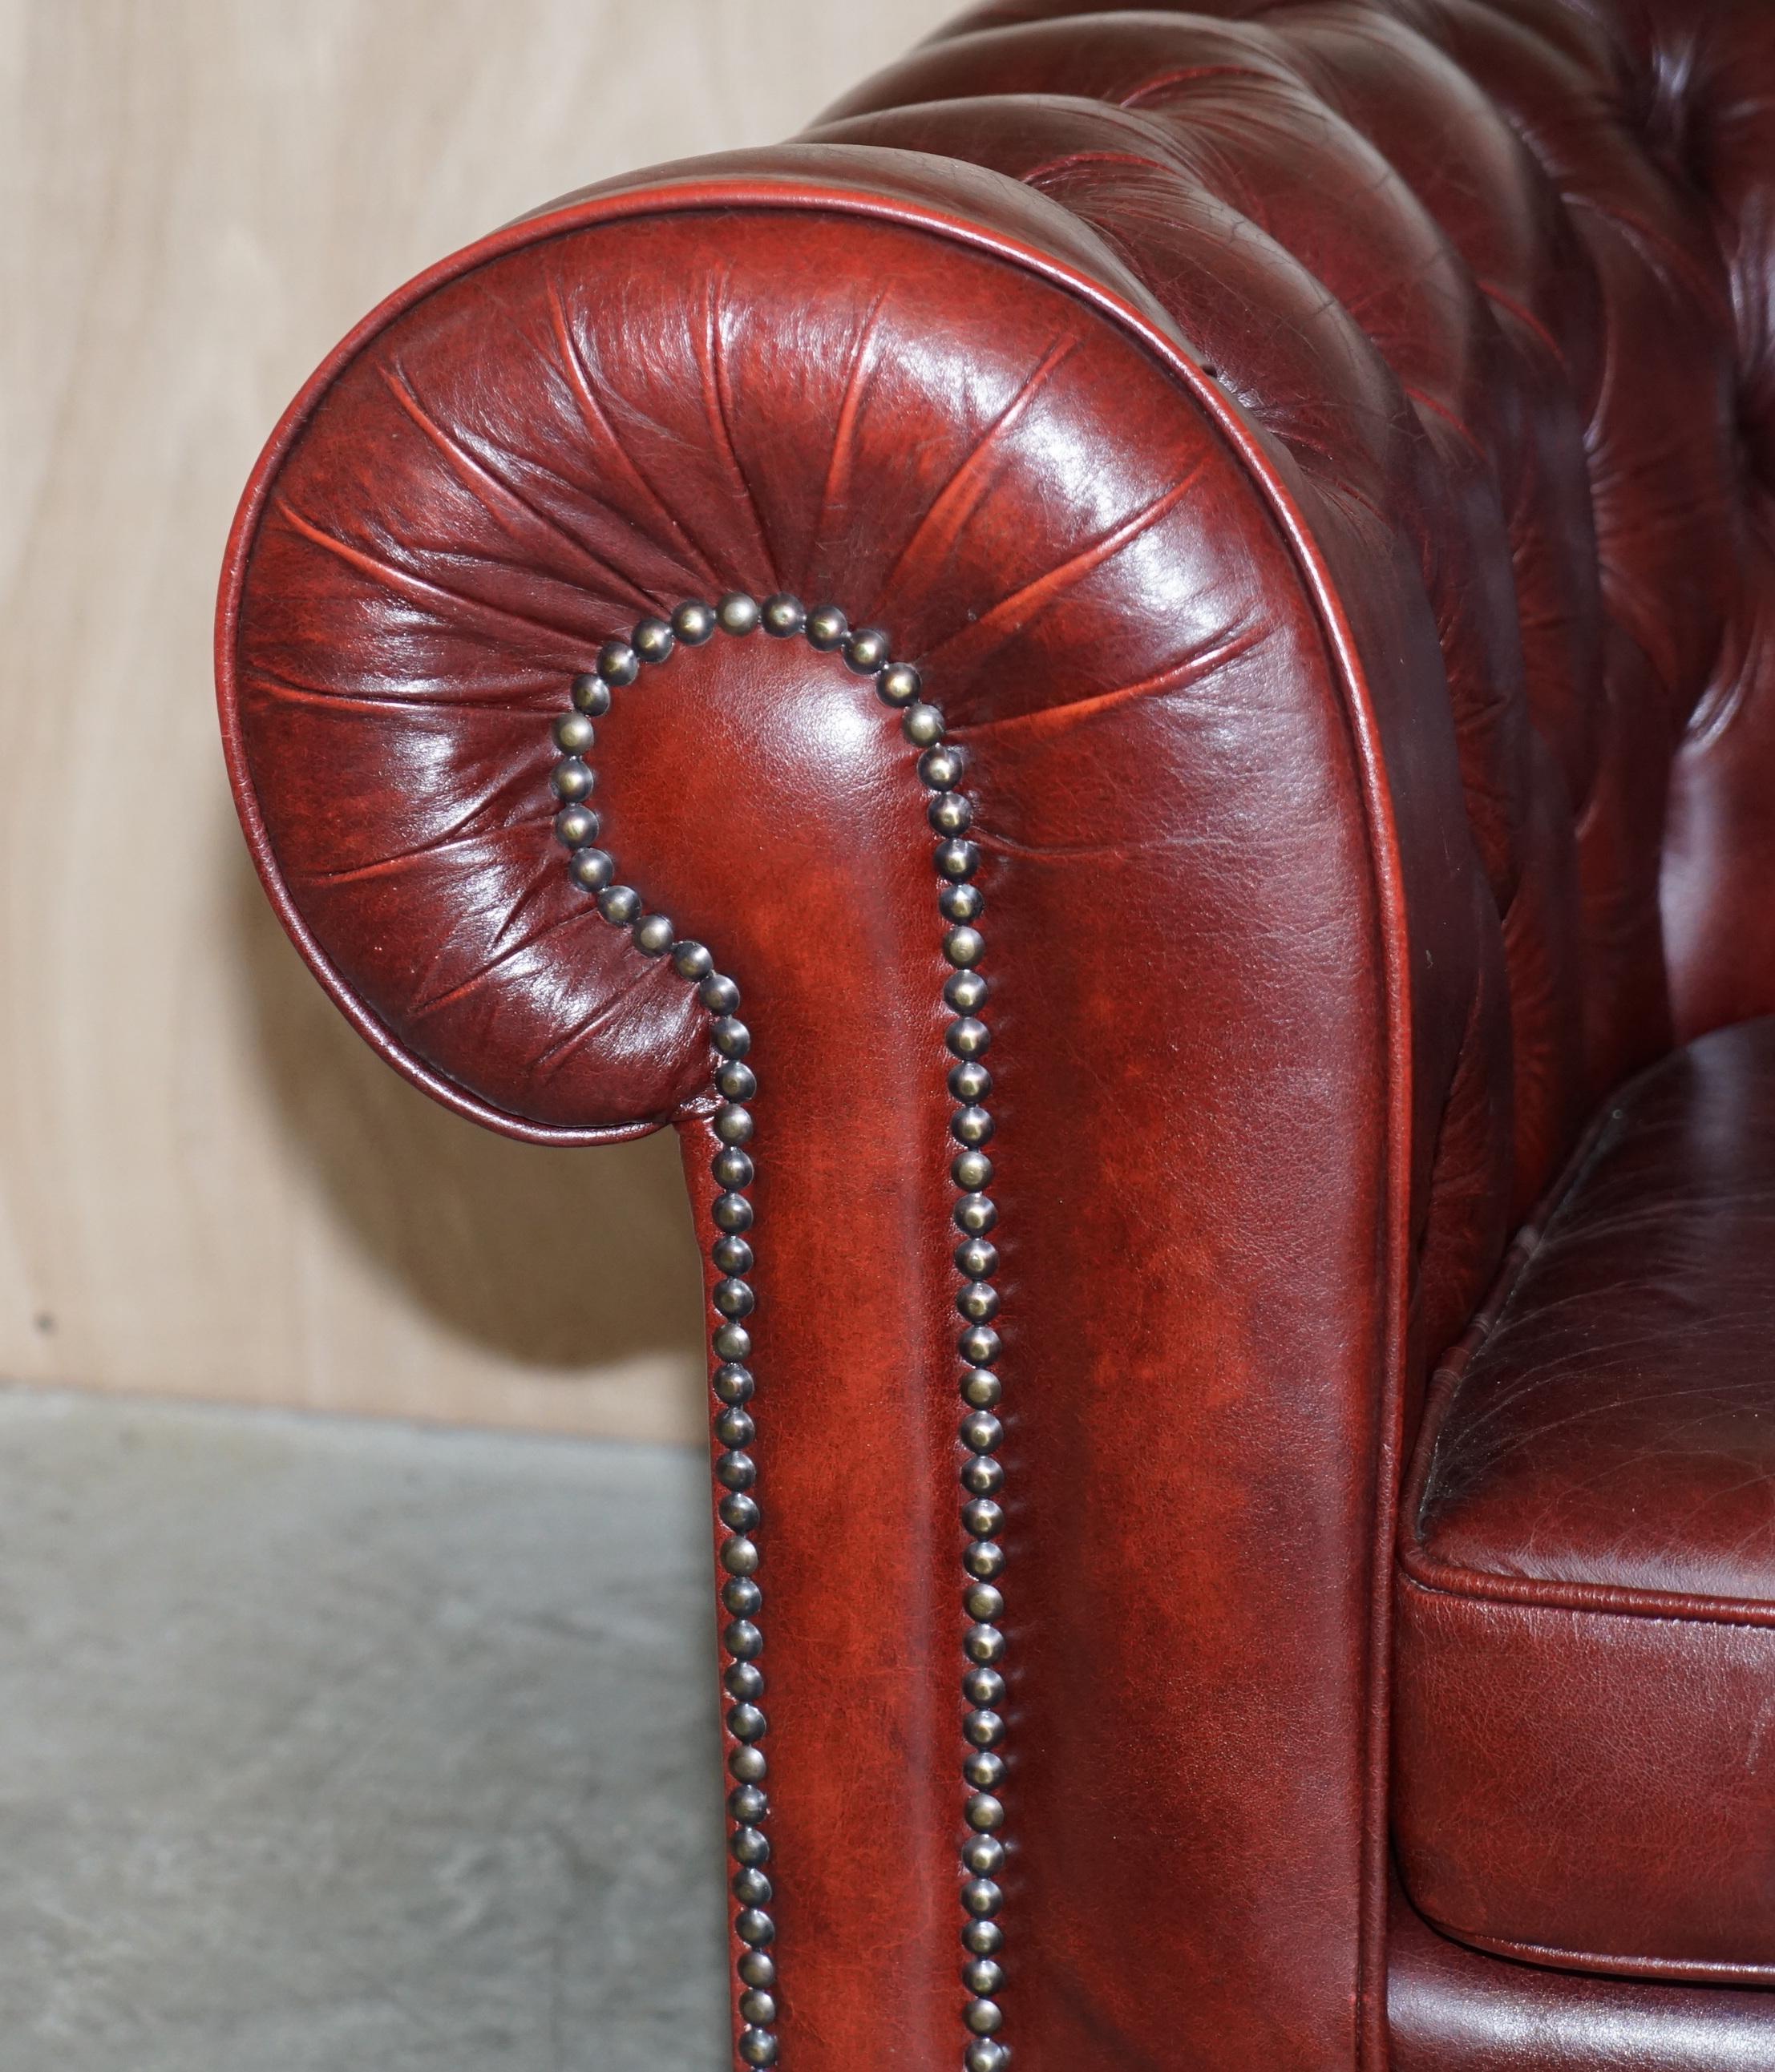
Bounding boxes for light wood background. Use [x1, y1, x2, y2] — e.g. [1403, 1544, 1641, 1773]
[0, 0, 956, 1441]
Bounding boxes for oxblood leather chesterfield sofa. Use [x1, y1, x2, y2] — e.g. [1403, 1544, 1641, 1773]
[217, 0, 1775, 2066]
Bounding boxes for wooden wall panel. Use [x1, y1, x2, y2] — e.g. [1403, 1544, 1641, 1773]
[0, 0, 956, 1439]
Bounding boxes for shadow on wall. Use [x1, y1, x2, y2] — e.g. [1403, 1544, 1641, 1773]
[230, 844, 706, 1374]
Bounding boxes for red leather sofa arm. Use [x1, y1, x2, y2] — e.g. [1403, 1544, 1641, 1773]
[218, 147, 1487, 2071]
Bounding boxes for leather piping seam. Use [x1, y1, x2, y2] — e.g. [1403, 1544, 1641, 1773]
[1397, 1547, 1775, 1632]
[1421, 1912, 1775, 1989]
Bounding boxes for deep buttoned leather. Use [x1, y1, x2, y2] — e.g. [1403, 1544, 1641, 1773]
[216, 1, 1775, 2066]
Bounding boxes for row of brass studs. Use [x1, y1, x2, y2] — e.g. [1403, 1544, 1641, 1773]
[548, 590, 1006, 2069]
[931, 716, 1010, 2072]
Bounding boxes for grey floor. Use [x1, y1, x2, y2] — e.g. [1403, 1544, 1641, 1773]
[0, 1386, 729, 2071]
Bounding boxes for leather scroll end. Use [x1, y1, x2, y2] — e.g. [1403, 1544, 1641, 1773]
[217, 159, 1239, 1145]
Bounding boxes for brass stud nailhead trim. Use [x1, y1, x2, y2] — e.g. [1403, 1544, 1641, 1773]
[548, 593, 1007, 2071]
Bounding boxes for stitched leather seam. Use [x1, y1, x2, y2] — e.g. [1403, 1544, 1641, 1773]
[1397, 1555, 1775, 1633]
[1431, 1914, 1775, 1987]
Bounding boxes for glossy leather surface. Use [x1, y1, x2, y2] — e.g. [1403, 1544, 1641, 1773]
[214, 0, 1775, 2066]
[223, 184, 1431, 2069]
[1398, 1017, 1775, 1985]
[919, 0, 1775, 1060]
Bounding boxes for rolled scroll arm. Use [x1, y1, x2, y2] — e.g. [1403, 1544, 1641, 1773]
[220, 152, 1486, 2072]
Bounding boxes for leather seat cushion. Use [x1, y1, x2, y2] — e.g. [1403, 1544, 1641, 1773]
[1395, 1016, 1775, 1985]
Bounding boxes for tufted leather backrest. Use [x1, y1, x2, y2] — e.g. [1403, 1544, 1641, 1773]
[819, 0, 1775, 1291]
